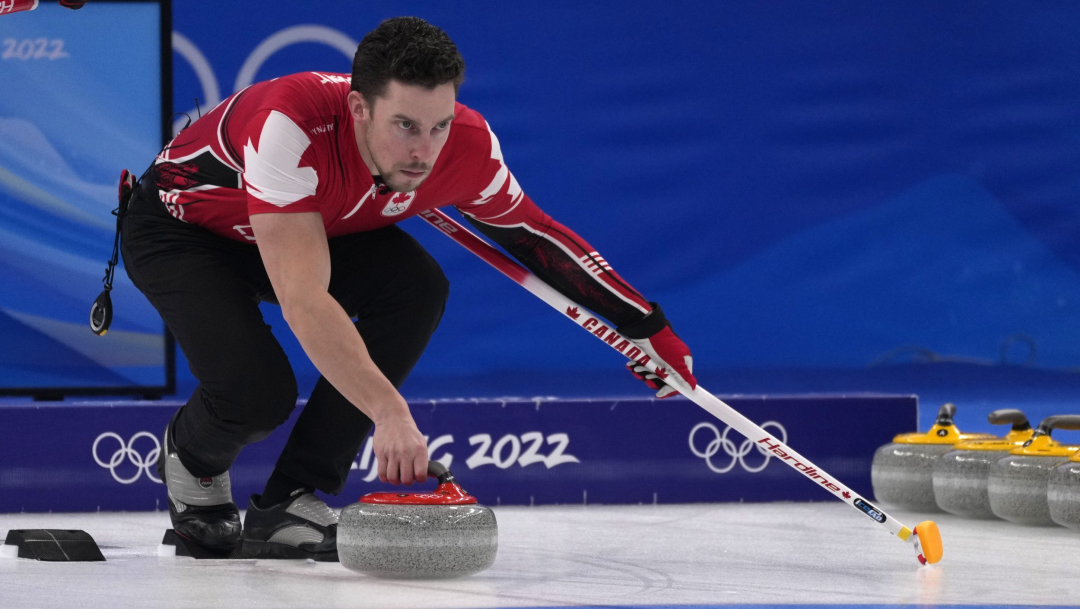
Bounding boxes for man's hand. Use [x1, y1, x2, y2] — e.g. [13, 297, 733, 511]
[618, 303, 696, 398]
[373, 415, 429, 485]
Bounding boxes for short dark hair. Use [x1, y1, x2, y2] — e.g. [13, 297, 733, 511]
[351, 17, 466, 105]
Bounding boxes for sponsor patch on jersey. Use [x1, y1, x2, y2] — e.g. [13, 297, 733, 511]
[381, 191, 415, 217]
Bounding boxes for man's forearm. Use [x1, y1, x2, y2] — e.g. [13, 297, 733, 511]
[281, 291, 409, 425]
[464, 212, 652, 327]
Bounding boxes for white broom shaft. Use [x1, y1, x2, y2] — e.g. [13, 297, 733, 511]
[420, 208, 910, 540]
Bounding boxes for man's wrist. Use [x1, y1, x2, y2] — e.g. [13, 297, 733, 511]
[617, 302, 667, 340]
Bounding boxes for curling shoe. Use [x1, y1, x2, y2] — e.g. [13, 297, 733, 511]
[156, 423, 242, 551]
[242, 491, 339, 561]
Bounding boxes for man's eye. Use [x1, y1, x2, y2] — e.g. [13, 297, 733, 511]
[434, 122, 450, 131]
[398, 121, 413, 130]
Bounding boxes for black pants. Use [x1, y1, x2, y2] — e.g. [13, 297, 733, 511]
[120, 184, 449, 494]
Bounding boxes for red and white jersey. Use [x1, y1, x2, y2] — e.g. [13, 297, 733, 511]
[148, 71, 651, 323]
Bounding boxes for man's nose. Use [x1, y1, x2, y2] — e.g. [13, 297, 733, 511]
[411, 134, 433, 160]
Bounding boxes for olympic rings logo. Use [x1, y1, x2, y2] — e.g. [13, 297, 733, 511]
[688, 421, 788, 474]
[172, 25, 359, 136]
[92, 432, 163, 485]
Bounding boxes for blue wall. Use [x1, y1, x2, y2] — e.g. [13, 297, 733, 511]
[7, 1, 1080, 413]
[168, 1, 1080, 402]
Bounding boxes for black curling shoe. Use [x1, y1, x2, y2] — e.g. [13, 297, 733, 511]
[157, 422, 242, 551]
[168, 502, 243, 551]
[241, 491, 339, 562]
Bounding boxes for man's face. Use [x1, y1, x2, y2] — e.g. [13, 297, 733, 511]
[349, 80, 456, 193]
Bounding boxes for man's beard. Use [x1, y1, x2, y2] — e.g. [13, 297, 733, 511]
[381, 168, 428, 193]
[365, 132, 429, 193]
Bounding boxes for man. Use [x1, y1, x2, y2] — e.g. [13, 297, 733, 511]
[121, 16, 695, 560]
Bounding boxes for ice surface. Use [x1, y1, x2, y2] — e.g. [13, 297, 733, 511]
[0, 503, 1077, 608]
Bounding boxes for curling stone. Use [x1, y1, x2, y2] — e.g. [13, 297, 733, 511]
[1048, 446, 1080, 530]
[871, 403, 993, 510]
[932, 409, 1034, 518]
[987, 415, 1080, 526]
[338, 462, 497, 579]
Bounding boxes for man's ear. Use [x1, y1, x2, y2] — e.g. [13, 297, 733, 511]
[347, 91, 370, 124]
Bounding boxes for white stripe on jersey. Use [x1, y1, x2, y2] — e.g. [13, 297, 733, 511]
[582, 253, 613, 272]
[342, 184, 377, 220]
[472, 121, 523, 206]
[216, 87, 250, 173]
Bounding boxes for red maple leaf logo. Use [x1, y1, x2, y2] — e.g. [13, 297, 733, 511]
[655, 367, 669, 379]
[842, 491, 851, 499]
[391, 191, 411, 204]
[566, 307, 580, 319]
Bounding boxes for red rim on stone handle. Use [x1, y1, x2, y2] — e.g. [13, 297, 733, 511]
[360, 461, 478, 506]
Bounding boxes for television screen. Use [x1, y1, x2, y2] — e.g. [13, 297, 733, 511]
[0, 0, 172, 396]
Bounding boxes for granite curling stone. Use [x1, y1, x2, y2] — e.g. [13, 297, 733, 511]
[1048, 447, 1080, 530]
[987, 415, 1080, 526]
[338, 461, 497, 579]
[932, 409, 1033, 518]
[871, 403, 993, 511]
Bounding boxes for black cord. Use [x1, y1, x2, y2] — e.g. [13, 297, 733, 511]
[101, 205, 122, 291]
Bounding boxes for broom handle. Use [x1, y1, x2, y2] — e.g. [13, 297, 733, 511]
[419, 208, 913, 541]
